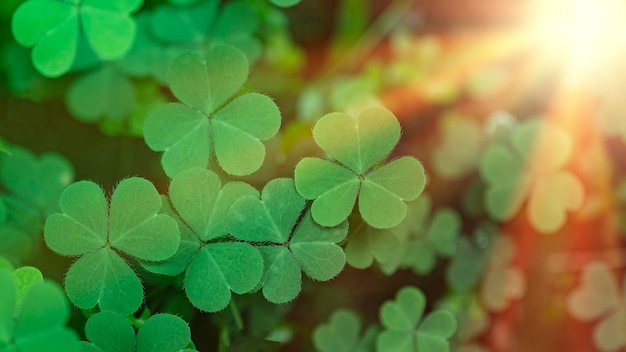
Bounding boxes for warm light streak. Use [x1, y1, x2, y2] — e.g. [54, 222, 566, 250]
[529, 0, 626, 86]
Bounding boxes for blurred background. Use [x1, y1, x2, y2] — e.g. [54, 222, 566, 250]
[1, 0, 626, 351]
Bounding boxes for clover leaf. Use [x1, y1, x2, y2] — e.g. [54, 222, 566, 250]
[479, 119, 584, 234]
[312, 309, 379, 352]
[567, 261, 626, 352]
[270, 0, 301, 8]
[445, 237, 488, 293]
[294, 106, 425, 228]
[226, 178, 348, 304]
[44, 177, 180, 315]
[0, 268, 81, 352]
[1, 145, 73, 218]
[432, 112, 484, 180]
[345, 224, 401, 270]
[66, 66, 135, 123]
[141, 168, 263, 312]
[143, 46, 281, 177]
[479, 236, 525, 312]
[11, 0, 143, 77]
[377, 286, 457, 352]
[82, 311, 194, 352]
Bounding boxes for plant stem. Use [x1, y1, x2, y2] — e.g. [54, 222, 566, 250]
[229, 299, 244, 331]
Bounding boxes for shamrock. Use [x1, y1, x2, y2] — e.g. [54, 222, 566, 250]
[312, 309, 379, 352]
[143, 46, 281, 177]
[43, 177, 180, 315]
[377, 286, 457, 352]
[65, 66, 135, 123]
[0, 267, 81, 352]
[141, 168, 263, 312]
[81, 311, 195, 352]
[0, 146, 74, 264]
[445, 237, 488, 293]
[11, 0, 143, 77]
[226, 178, 348, 304]
[432, 112, 484, 180]
[479, 118, 584, 234]
[567, 261, 626, 352]
[344, 224, 401, 270]
[479, 236, 525, 312]
[380, 194, 460, 276]
[294, 106, 425, 229]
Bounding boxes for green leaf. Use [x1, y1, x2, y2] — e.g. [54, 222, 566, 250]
[84, 311, 135, 352]
[170, 168, 258, 242]
[432, 112, 483, 179]
[377, 287, 457, 352]
[144, 47, 281, 176]
[294, 158, 360, 227]
[270, 0, 301, 7]
[446, 238, 487, 292]
[66, 67, 135, 122]
[212, 93, 282, 176]
[45, 181, 108, 256]
[108, 178, 179, 261]
[258, 246, 301, 304]
[227, 178, 305, 243]
[416, 311, 457, 352]
[143, 103, 211, 177]
[11, 0, 78, 77]
[0, 270, 16, 346]
[312, 309, 361, 352]
[12, 266, 43, 308]
[295, 108, 425, 228]
[425, 209, 460, 256]
[312, 107, 400, 174]
[13, 281, 80, 352]
[65, 247, 143, 315]
[290, 212, 347, 281]
[136, 314, 192, 352]
[359, 157, 426, 228]
[184, 242, 263, 312]
[345, 227, 401, 269]
[0, 146, 74, 217]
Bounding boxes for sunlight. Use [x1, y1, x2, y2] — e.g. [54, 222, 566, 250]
[529, 0, 626, 86]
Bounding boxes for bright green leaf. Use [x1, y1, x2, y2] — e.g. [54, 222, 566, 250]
[258, 246, 301, 304]
[136, 314, 192, 352]
[12, 267, 43, 308]
[184, 242, 263, 312]
[345, 226, 401, 269]
[312, 107, 400, 174]
[84, 311, 135, 352]
[64, 247, 143, 315]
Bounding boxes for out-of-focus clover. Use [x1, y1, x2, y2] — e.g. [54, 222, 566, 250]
[567, 261, 626, 352]
[479, 118, 584, 234]
[432, 112, 485, 180]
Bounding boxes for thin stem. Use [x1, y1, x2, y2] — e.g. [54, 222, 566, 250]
[229, 298, 244, 331]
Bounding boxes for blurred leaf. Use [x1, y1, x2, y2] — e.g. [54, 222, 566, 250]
[432, 112, 484, 179]
[66, 66, 135, 123]
[377, 286, 457, 352]
[11, 0, 142, 77]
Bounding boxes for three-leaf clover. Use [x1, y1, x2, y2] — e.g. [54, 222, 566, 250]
[312, 309, 379, 352]
[141, 168, 263, 312]
[344, 223, 401, 270]
[377, 286, 457, 352]
[11, 0, 143, 77]
[81, 311, 195, 352]
[0, 267, 81, 352]
[43, 177, 180, 315]
[479, 118, 584, 234]
[432, 112, 484, 180]
[479, 236, 525, 312]
[66, 66, 135, 123]
[143, 45, 281, 177]
[294, 106, 426, 229]
[226, 178, 348, 304]
[567, 261, 626, 352]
